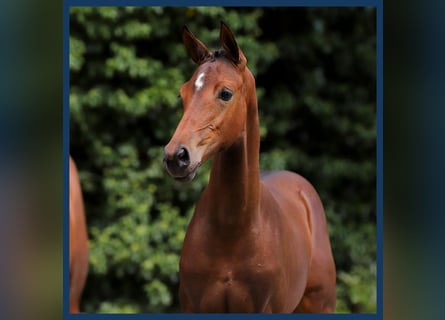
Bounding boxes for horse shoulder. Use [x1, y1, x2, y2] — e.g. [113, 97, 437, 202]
[259, 171, 322, 307]
[260, 170, 326, 236]
[261, 170, 337, 312]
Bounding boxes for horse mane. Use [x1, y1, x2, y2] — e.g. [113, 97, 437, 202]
[205, 48, 232, 64]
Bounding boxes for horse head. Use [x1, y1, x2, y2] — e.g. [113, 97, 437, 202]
[164, 22, 254, 182]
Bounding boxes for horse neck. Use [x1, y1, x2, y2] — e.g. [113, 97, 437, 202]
[207, 69, 260, 230]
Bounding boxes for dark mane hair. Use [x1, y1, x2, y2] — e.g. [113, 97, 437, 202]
[206, 48, 230, 63]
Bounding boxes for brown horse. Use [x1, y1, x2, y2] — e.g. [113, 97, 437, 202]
[164, 22, 336, 313]
[69, 156, 89, 313]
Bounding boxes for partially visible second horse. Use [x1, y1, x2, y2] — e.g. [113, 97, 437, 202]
[164, 22, 336, 313]
[69, 156, 89, 313]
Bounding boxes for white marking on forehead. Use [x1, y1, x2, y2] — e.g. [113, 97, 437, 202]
[195, 72, 206, 91]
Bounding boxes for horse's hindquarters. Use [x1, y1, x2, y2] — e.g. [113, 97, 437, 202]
[69, 158, 89, 313]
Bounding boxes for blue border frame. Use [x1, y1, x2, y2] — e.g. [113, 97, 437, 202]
[66, 0, 378, 7]
[63, 1, 383, 319]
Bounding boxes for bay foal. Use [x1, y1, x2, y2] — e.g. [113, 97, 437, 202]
[164, 22, 336, 313]
[69, 156, 89, 313]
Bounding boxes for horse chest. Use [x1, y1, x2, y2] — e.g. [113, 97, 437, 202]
[180, 262, 278, 312]
[179, 236, 285, 312]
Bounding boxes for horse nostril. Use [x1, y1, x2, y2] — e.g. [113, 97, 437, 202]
[176, 147, 190, 167]
[163, 145, 191, 177]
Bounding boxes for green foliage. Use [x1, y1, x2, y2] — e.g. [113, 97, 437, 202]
[70, 7, 376, 313]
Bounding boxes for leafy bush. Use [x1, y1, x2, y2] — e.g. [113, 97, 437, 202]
[70, 7, 376, 313]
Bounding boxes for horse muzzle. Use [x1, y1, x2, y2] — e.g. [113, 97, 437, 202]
[163, 145, 200, 182]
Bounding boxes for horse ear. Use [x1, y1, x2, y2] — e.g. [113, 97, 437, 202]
[219, 21, 240, 64]
[182, 25, 211, 65]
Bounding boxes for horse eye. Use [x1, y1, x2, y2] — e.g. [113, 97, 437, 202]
[218, 88, 233, 102]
